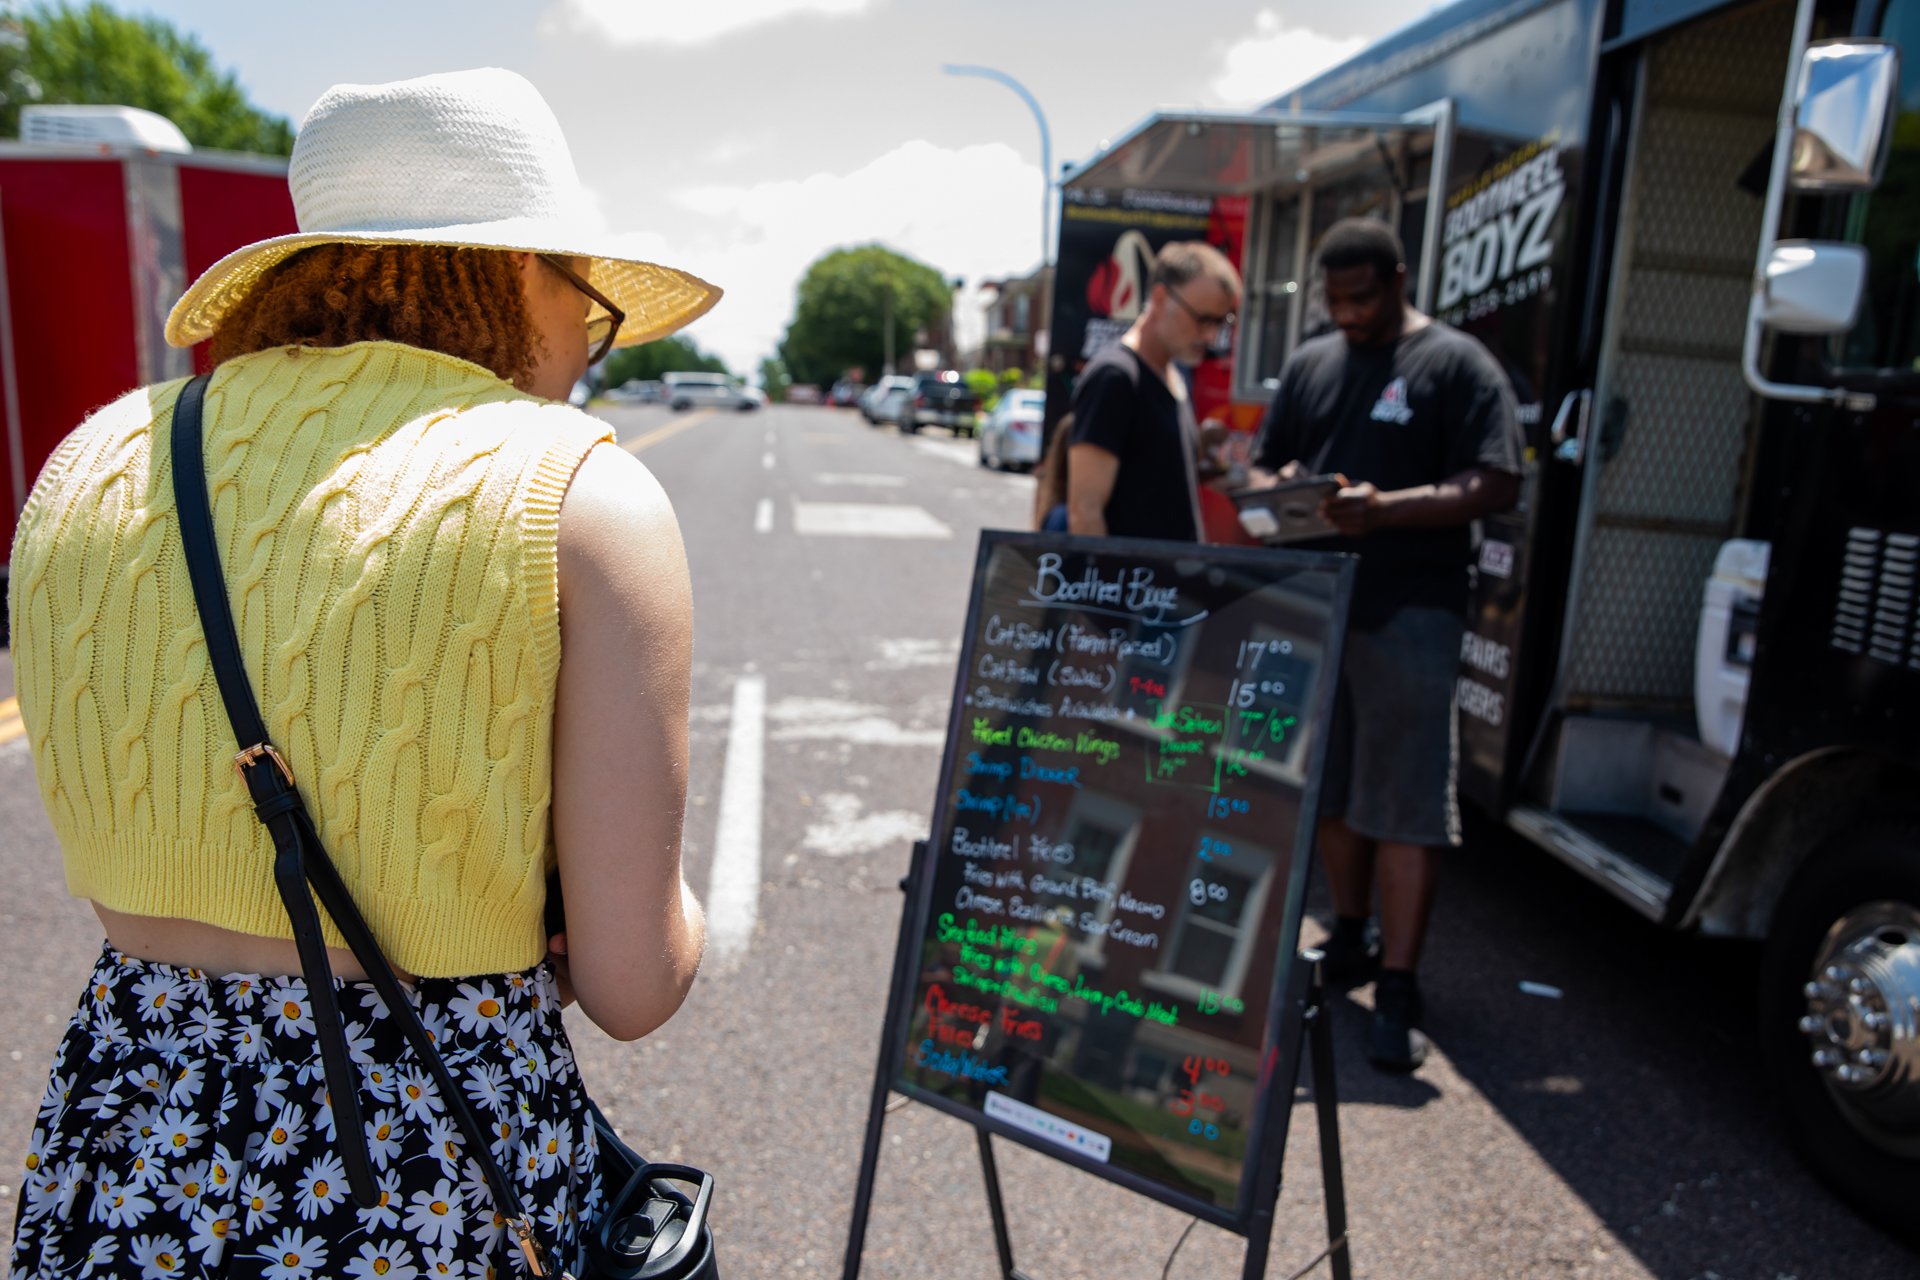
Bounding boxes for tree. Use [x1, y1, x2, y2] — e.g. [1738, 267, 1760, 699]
[757, 355, 790, 403]
[1, 2, 293, 154]
[600, 333, 731, 387]
[964, 367, 999, 411]
[778, 245, 953, 388]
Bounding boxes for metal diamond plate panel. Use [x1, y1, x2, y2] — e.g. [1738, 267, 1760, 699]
[1563, 0, 1786, 706]
[1645, 0, 1793, 116]
[1567, 527, 1724, 701]
[1629, 110, 1772, 267]
[1619, 270, 1750, 354]
[1595, 353, 1747, 525]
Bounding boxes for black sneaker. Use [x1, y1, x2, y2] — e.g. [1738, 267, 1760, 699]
[1319, 918, 1380, 989]
[1368, 972, 1430, 1073]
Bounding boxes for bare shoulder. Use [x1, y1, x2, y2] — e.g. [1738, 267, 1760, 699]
[558, 443, 682, 571]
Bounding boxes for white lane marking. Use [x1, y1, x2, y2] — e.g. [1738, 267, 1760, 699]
[906, 436, 1029, 482]
[791, 502, 951, 539]
[768, 696, 945, 747]
[707, 674, 766, 969]
[761, 451, 775, 470]
[754, 498, 773, 534]
[908, 438, 979, 467]
[813, 473, 908, 488]
[868, 638, 960, 670]
[802, 792, 928, 858]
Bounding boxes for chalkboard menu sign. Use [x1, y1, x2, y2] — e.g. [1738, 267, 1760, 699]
[889, 532, 1354, 1226]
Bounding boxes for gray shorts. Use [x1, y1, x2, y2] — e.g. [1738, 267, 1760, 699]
[1321, 605, 1464, 847]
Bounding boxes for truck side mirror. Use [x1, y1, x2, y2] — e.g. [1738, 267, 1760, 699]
[1790, 40, 1900, 192]
[1754, 241, 1868, 334]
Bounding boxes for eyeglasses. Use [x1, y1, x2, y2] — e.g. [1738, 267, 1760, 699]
[539, 254, 625, 366]
[1165, 284, 1236, 331]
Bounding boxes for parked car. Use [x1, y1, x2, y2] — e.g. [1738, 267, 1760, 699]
[829, 379, 866, 406]
[663, 371, 760, 411]
[787, 384, 823, 405]
[608, 378, 665, 403]
[903, 370, 979, 436]
[978, 389, 1046, 470]
[859, 375, 915, 425]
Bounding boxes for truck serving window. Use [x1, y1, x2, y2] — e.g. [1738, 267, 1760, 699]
[1834, 0, 1920, 372]
[1244, 161, 1427, 392]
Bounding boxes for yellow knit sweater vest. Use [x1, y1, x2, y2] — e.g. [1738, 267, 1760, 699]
[9, 341, 613, 977]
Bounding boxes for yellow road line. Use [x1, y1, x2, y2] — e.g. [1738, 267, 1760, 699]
[621, 408, 715, 455]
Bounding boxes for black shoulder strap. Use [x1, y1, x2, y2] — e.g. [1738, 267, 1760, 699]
[169, 375, 559, 1275]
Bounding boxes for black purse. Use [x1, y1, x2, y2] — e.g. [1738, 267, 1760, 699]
[170, 374, 717, 1280]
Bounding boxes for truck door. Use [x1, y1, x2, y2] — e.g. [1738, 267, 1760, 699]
[1509, 0, 1797, 918]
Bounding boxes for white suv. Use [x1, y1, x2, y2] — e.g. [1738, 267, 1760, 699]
[663, 372, 760, 411]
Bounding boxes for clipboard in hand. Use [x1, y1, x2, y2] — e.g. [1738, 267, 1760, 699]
[1231, 474, 1343, 544]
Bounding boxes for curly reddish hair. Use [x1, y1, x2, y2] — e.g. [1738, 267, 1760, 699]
[208, 243, 538, 386]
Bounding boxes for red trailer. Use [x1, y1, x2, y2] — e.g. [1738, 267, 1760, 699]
[0, 117, 294, 619]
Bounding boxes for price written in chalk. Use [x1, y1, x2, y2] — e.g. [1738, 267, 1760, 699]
[1189, 878, 1229, 906]
[1235, 638, 1294, 665]
[1228, 679, 1289, 708]
[1172, 1054, 1231, 1141]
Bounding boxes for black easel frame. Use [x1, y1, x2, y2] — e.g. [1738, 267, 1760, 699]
[841, 842, 1352, 1280]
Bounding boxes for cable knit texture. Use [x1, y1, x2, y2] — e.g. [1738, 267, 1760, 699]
[8, 341, 612, 977]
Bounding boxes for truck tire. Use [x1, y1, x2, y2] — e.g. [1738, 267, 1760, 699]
[1761, 818, 1920, 1243]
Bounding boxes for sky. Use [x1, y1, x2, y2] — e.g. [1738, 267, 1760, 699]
[129, 0, 1438, 376]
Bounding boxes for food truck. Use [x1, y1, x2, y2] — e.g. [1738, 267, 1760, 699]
[0, 105, 294, 632]
[1047, 0, 1920, 1237]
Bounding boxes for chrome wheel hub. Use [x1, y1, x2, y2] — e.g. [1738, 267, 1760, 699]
[1800, 901, 1920, 1148]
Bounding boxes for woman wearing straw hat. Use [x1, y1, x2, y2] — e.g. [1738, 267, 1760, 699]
[8, 68, 713, 1277]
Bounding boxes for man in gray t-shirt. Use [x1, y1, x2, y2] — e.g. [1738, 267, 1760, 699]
[1252, 217, 1522, 1073]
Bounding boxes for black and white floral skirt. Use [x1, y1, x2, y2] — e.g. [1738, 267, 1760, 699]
[9, 945, 603, 1279]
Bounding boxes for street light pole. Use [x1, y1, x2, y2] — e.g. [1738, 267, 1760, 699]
[941, 63, 1053, 269]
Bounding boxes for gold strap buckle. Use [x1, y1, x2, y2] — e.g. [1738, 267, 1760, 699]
[233, 742, 295, 786]
[514, 1217, 565, 1278]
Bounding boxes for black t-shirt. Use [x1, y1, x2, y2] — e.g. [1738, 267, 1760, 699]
[1069, 344, 1200, 543]
[1254, 322, 1521, 626]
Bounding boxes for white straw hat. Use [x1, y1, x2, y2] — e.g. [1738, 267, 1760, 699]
[166, 68, 720, 349]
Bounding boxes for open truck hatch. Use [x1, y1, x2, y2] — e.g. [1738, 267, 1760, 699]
[1062, 102, 1454, 319]
[1063, 101, 1454, 403]
[1063, 105, 1450, 197]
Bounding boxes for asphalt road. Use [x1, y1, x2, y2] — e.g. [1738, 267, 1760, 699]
[0, 401, 1909, 1278]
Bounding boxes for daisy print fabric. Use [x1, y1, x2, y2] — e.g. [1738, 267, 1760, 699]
[9, 947, 602, 1279]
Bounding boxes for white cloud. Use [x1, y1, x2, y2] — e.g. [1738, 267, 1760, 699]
[1210, 11, 1365, 106]
[664, 139, 1044, 375]
[549, 0, 876, 47]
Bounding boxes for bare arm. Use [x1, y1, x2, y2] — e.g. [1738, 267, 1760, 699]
[1321, 466, 1520, 536]
[553, 442, 705, 1041]
[1066, 443, 1119, 536]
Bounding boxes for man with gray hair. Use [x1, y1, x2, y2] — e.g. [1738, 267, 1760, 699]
[1066, 241, 1241, 541]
